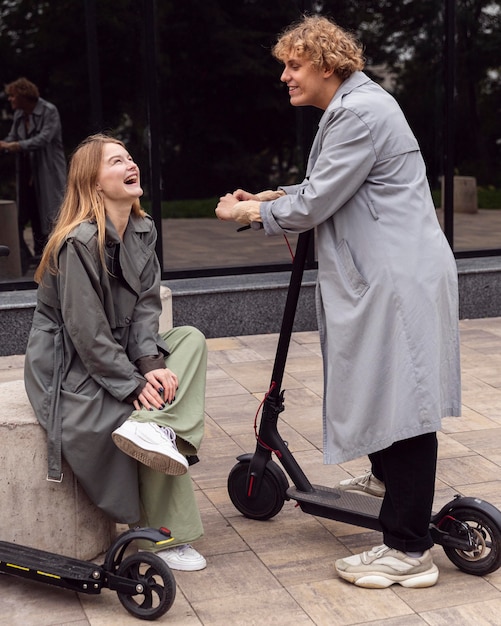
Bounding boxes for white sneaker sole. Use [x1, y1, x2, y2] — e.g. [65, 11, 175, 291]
[336, 565, 439, 588]
[112, 432, 188, 475]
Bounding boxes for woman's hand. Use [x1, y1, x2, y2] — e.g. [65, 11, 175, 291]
[133, 368, 178, 411]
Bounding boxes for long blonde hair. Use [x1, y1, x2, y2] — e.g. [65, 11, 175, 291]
[35, 133, 145, 282]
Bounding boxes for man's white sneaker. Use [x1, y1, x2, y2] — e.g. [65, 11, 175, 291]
[335, 544, 438, 588]
[112, 420, 188, 475]
[338, 470, 385, 497]
[157, 544, 207, 571]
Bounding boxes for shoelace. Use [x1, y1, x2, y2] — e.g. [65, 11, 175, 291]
[369, 544, 389, 557]
[357, 471, 373, 486]
[157, 425, 178, 446]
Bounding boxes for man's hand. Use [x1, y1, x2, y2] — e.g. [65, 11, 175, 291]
[215, 193, 239, 221]
[216, 194, 261, 225]
[0, 141, 20, 153]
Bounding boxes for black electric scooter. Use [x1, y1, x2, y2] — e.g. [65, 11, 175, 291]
[0, 245, 175, 620]
[0, 527, 177, 620]
[227, 229, 501, 576]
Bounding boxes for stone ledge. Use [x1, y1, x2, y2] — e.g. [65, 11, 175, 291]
[1, 260, 501, 355]
[0, 380, 115, 560]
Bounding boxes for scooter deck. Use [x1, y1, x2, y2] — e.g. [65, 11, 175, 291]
[0, 540, 104, 593]
[287, 485, 383, 531]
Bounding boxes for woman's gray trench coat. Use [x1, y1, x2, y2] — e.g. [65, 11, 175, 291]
[261, 71, 461, 465]
[24, 215, 167, 523]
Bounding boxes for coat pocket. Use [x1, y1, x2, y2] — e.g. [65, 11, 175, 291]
[336, 239, 369, 297]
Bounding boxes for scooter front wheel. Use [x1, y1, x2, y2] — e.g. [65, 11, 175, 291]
[228, 459, 288, 520]
[442, 506, 501, 575]
[116, 552, 176, 620]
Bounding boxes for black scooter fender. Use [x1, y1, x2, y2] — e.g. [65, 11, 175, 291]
[235, 452, 290, 500]
[103, 526, 174, 571]
[432, 494, 501, 523]
[430, 494, 501, 549]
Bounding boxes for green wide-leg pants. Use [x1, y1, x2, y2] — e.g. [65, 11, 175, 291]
[129, 325, 207, 548]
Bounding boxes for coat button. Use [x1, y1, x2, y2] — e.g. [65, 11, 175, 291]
[125, 317, 131, 324]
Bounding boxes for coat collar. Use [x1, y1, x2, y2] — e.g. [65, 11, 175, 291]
[331, 71, 371, 106]
[105, 214, 153, 295]
[318, 71, 371, 129]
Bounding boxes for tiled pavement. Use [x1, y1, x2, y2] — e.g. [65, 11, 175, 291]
[3, 318, 501, 624]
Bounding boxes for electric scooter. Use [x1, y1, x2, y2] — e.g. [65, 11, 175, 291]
[227, 229, 501, 577]
[0, 527, 177, 620]
[0, 245, 175, 620]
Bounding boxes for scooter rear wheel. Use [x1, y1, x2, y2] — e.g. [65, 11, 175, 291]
[228, 459, 288, 520]
[116, 552, 176, 620]
[442, 506, 501, 575]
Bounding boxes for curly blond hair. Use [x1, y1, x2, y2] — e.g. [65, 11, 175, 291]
[273, 15, 364, 80]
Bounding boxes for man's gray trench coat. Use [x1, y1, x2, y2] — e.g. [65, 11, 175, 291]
[261, 71, 461, 465]
[24, 215, 167, 523]
[4, 97, 66, 235]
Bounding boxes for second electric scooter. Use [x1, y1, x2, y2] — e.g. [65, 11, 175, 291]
[227, 229, 501, 577]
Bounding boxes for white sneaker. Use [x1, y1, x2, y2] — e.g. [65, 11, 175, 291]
[157, 544, 207, 571]
[338, 470, 385, 497]
[112, 420, 188, 475]
[335, 544, 438, 588]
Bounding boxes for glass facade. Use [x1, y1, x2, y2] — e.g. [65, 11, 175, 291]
[0, 0, 500, 289]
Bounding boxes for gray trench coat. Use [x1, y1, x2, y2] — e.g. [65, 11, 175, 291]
[24, 214, 168, 522]
[4, 97, 66, 235]
[261, 71, 461, 465]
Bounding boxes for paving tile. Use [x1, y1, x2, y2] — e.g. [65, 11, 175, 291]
[437, 454, 501, 486]
[191, 588, 313, 625]
[421, 598, 501, 626]
[0, 576, 86, 626]
[4, 320, 501, 624]
[288, 578, 415, 625]
[173, 551, 282, 604]
[441, 407, 500, 433]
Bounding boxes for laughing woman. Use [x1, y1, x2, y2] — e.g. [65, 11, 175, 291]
[24, 133, 207, 571]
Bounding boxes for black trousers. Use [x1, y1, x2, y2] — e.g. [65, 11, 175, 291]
[369, 432, 438, 553]
[18, 155, 46, 268]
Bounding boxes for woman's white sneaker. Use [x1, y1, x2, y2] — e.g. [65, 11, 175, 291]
[112, 420, 189, 475]
[157, 544, 207, 571]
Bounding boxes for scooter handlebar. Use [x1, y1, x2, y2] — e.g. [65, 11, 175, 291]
[237, 221, 264, 232]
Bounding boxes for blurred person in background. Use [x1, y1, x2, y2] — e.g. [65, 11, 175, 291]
[0, 77, 66, 272]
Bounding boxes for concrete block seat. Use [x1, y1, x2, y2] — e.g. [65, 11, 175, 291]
[0, 287, 173, 561]
[0, 379, 116, 561]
